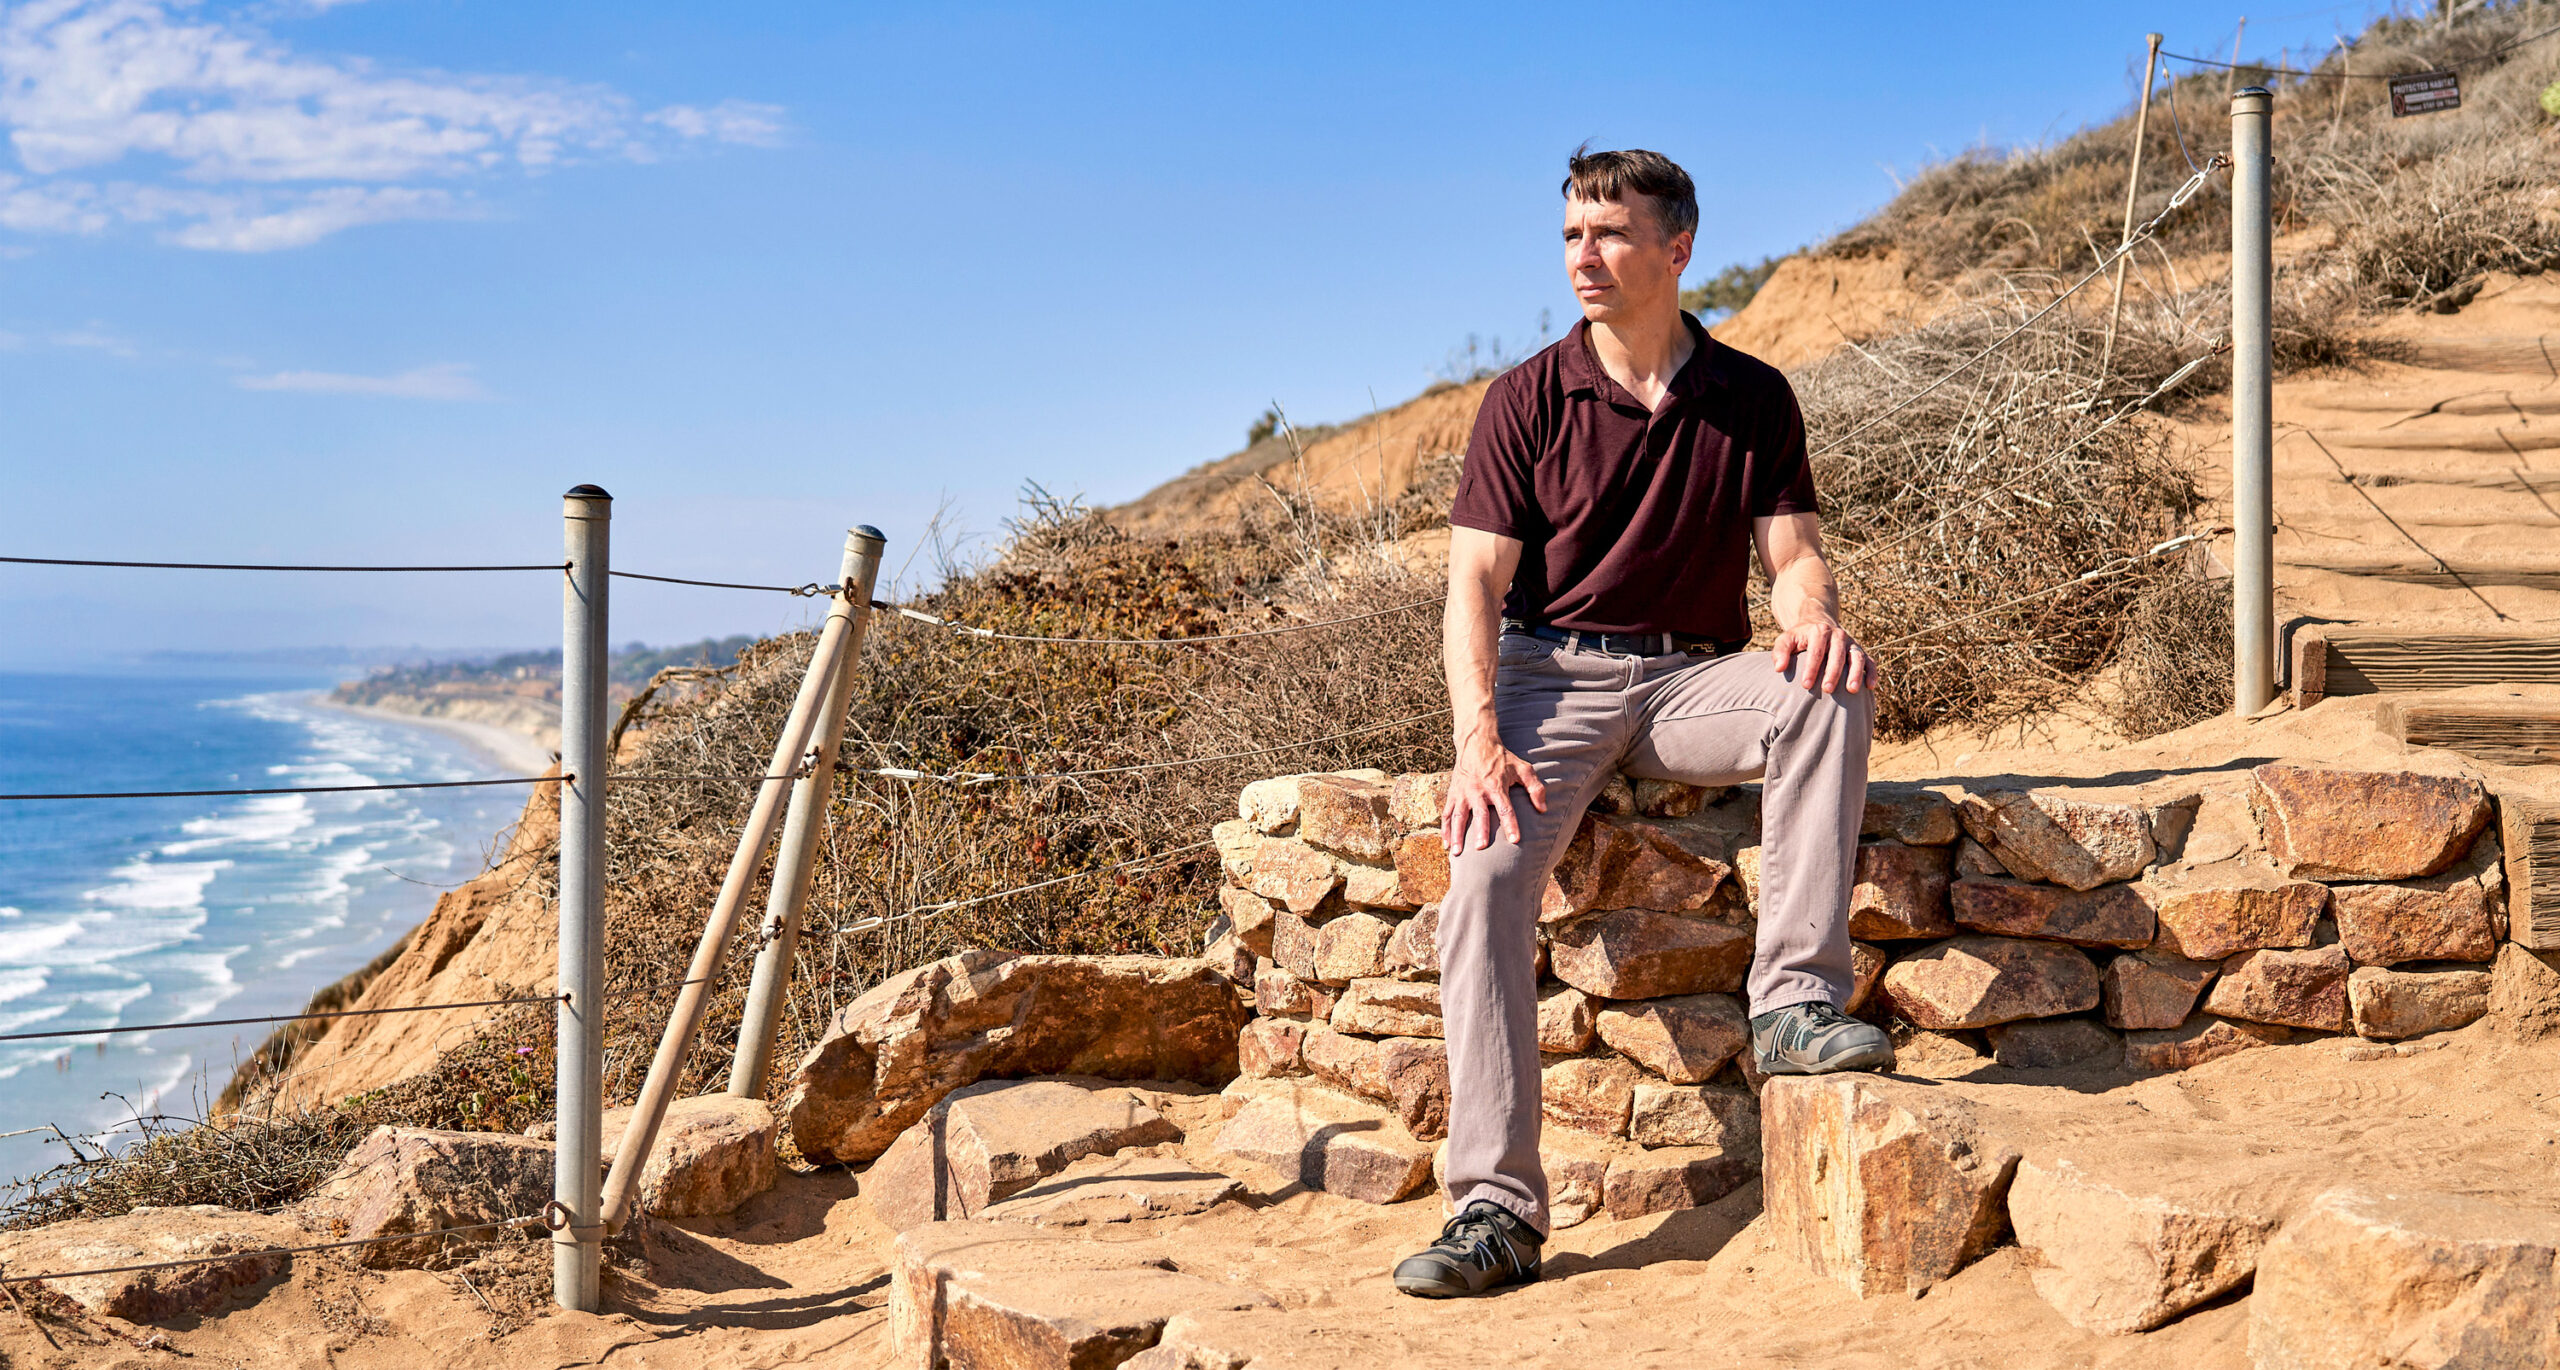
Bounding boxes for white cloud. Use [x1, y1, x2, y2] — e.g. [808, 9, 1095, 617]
[234, 360, 485, 399]
[0, 0, 782, 250]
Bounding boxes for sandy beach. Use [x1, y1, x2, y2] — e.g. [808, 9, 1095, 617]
[309, 694, 557, 778]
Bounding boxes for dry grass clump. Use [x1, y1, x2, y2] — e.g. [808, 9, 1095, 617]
[2105, 573, 2236, 734]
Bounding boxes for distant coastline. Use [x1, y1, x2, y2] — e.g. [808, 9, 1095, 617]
[308, 694, 555, 777]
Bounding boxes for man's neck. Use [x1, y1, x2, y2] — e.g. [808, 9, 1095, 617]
[1585, 308, 1696, 413]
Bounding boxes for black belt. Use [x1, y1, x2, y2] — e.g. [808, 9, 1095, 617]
[1503, 618, 1739, 658]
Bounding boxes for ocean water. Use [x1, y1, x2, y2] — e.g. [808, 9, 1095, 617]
[0, 670, 529, 1191]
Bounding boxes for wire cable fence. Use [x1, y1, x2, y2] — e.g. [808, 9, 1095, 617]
[0, 1211, 563, 1289]
[2162, 21, 2560, 79]
[0, 994, 566, 1046]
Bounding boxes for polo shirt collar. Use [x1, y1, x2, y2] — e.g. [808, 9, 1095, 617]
[1559, 313, 1733, 411]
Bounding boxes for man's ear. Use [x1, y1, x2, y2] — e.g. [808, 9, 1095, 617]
[1669, 229, 1694, 278]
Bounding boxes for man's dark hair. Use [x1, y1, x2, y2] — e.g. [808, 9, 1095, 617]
[1562, 144, 1698, 241]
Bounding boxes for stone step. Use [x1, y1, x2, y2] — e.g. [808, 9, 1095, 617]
[890, 1222, 1276, 1370]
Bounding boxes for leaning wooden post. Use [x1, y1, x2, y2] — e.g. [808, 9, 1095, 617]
[726, 526, 885, 1099]
[2100, 32, 2165, 379]
[598, 571, 861, 1232]
[554, 484, 611, 1312]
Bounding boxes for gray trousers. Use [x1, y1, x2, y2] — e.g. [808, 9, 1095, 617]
[1438, 633, 1874, 1235]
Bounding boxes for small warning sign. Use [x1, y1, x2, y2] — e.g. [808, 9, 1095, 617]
[2389, 69, 2461, 117]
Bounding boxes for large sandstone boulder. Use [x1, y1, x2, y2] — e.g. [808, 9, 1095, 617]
[890, 1222, 1276, 1370]
[864, 1079, 1182, 1231]
[1760, 1075, 2021, 1297]
[1878, 936, 2100, 1030]
[2251, 765, 2492, 881]
[2122, 1016, 2303, 1073]
[1211, 1080, 1433, 1204]
[2008, 1156, 2281, 1334]
[591, 1094, 777, 1219]
[1848, 841, 1957, 940]
[2249, 1188, 2560, 1369]
[298, 1126, 552, 1269]
[1951, 787, 2157, 891]
[1329, 977, 1442, 1037]
[1627, 1080, 1758, 1152]
[1541, 1054, 1642, 1138]
[2331, 862, 2500, 966]
[1309, 912, 1398, 985]
[2100, 950, 2219, 1031]
[2347, 965, 2492, 1040]
[1537, 983, 1599, 1053]
[1948, 879, 2152, 947]
[784, 951, 1249, 1165]
[0, 1206, 303, 1323]
[1593, 992, 1748, 1083]
[2204, 944, 2352, 1033]
[2146, 865, 2328, 961]
[1546, 908, 1752, 999]
[1862, 783, 1960, 846]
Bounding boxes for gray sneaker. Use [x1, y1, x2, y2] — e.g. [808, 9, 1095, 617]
[1392, 1201, 1543, 1298]
[1751, 1002, 1896, 1075]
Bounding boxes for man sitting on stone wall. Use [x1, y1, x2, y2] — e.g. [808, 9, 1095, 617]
[1393, 146, 1893, 1299]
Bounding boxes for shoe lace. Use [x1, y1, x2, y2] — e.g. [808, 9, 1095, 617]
[1777, 1001, 1854, 1052]
[1430, 1208, 1518, 1271]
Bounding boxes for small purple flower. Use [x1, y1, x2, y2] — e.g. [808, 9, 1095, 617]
[515, 1046, 534, 1055]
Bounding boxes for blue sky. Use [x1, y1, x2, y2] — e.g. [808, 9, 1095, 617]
[2, 0, 2393, 664]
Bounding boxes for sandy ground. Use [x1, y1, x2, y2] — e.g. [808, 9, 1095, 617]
[18, 1016, 2555, 1370]
[312, 694, 558, 778]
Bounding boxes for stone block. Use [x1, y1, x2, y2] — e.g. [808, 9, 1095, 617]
[2491, 942, 2560, 1041]
[1862, 783, 1960, 846]
[1338, 860, 1413, 911]
[1846, 941, 1887, 1015]
[1952, 787, 2156, 891]
[2204, 944, 2351, 1033]
[1377, 1037, 1450, 1142]
[1211, 1082, 1434, 1204]
[975, 1154, 1245, 1228]
[1237, 1016, 1305, 1078]
[2251, 764, 2492, 881]
[1603, 1145, 1757, 1221]
[890, 1222, 1275, 1370]
[785, 952, 1248, 1165]
[2008, 1156, 2280, 1335]
[2249, 1189, 2560, 1369]
[1541, 1054, 1640, 1138]
[1984, 1017, 2119, 1069]
[1627, 1081, 1759, 1153]
[1299, 1022, 1386, 1102]
[1760, 1075, 2021, 1297]
[0, 1206, 302, 1323]
[2346, 965, 2492, 1040]
[1311, 911, 1399, 986]
[864, 1079, 1182, 1232]
[1536, 983, 1598, 1054]
[1213, 818, 1261, 885]
[298, 1126, 554, 1269]
[2332, 872, 2498, 967]
[2147, 867, 2328, 961]
[1384, 901, 1439, 978]
[1268, 905, 1321, 983]
[2101, 950, 2219, 1031]
[1252, 962, 1334, 1021]
[1387, 771, 1449, 830]
[1216, 887, 1279, 958]
[1394, 831, 1451, 907]
[591, 1094, 778, 1219]
[1243, 835, 1343, 912]
[1848, 840, 1957, 940]
[1635, 779, 1719, 818]
[1330, 977, 1442, 1038]
[1948, 878, 2153, 948]
[1592, 992, 1748, 1084]
[2122, 1015, 2302, 1073]
[1547, 908, 1752, 999]
[1878, 935, 2100, 1030]
[1954, 837, 2009, 879]
[1294, 774, 1397, 863]
[1546, 814, 1735, 921]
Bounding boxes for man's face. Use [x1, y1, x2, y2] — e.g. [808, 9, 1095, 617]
[1562, 192, 1692, 326]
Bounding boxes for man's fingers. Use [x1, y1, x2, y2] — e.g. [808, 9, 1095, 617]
[1519, 767, 1549, 813]
[1800, 630, 1831, 691]
[1845, 646, 1871, 694]
[1491, 789, 1522, 845]
[1822, 630, 1851, 693]
[1771, 631, 1796, 674]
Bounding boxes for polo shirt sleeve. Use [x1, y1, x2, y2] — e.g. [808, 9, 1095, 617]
[1753, 381, 1821, 519]
[1447, 373, 1539, 540]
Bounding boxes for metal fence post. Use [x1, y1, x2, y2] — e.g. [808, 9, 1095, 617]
[555, 485, 611, 1311]
[2231, 88, 2275, 714]
[728, 526, 886, 1099]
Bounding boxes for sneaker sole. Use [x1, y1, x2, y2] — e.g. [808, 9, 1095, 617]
[1392, 1268, 1542, 1298]
[1753, 1042, 1898, 1076]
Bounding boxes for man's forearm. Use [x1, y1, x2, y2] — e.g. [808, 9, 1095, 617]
[1769, 555, 1842, 633]
[1443, 577, 1504, 762]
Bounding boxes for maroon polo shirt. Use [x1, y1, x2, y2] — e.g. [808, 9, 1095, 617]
[1447, 314, 1817, 640]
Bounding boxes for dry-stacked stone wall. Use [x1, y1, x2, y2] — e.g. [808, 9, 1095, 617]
[1209, 762, 2510, 1225]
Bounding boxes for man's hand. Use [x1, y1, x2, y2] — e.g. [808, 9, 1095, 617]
[1771, 615, 1878, 694]
[1442, 738, 1547, 852]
